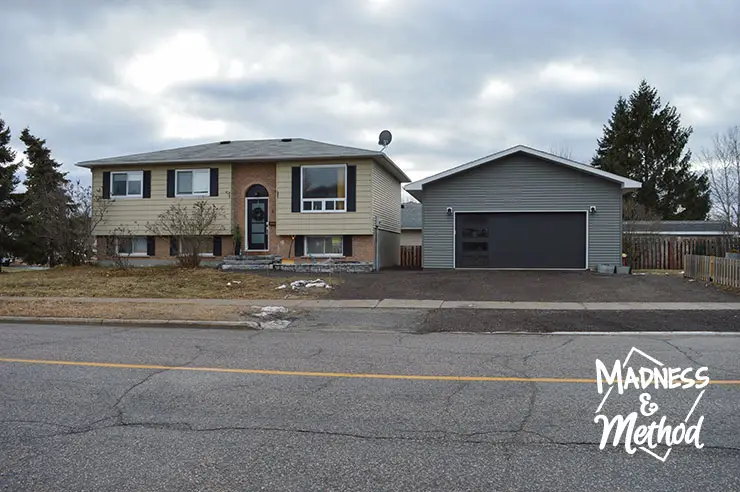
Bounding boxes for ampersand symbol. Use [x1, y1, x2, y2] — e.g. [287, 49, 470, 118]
[639, 393, 659, 417]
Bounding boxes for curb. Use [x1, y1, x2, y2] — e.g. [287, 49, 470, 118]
[0, 316, 260, 330]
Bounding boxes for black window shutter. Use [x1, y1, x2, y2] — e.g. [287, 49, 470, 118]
[210, 168, 219, 197]
[347, 165, 356, 212]
[169, 237, 177, 256]
[343, 235, 353, 257]
[294, 235, 304, 257]
[166, 170, 175, 197]
[291, 167, 301, 212]
[142, 171, 151, 198]
[213, 236, 222, 256]
[102, 172, 111, 199]
[146, 236, 155, 256]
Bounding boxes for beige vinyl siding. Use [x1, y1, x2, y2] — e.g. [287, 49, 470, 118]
[401, 230, 422, 246]
[92, 163, 233, 235]
[275, 159, 374, 235]
[371, 162, 402, 233]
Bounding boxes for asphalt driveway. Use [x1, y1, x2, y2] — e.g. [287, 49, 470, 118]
[329, 270, 739, 302]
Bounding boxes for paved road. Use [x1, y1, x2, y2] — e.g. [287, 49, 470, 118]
[1, 322, 739, 491]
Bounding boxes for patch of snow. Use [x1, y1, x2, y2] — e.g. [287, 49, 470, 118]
[260, 319, 291, 330]
[253, 305, 289, 318]
[277, 279, 332, 290]
[292, 279, 332, 289]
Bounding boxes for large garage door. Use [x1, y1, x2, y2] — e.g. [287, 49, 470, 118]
[455, 212, 587, 269]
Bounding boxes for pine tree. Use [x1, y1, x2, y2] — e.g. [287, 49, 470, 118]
[18, 127, 70, 265]
[592, 80, 711, 220]
[0, 117, 22, 271]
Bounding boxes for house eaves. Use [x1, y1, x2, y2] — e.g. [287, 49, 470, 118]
[405, 145, 642, 195]
[76, 138, 411, 183]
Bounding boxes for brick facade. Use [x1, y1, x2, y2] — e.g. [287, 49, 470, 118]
[232, 162, 280, 256]
[95, 235, 232, 261]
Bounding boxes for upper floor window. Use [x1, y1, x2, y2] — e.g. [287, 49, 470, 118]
[301, 164, 346, 212]
[111, 171, 142, 198]
[176, 169, 210, 196]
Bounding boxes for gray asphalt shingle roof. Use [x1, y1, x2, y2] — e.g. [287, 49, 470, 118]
[401, 202, 422, 229]
[77, 138, 410, 181]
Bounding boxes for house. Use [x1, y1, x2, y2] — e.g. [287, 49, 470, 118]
[77, 138, 410, 268]
[401, 202, 422, 246]
[624, 221, 739, 236]
[404, 145, 641, 269]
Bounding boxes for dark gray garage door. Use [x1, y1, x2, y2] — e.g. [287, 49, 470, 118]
[455, 212, 587, 269]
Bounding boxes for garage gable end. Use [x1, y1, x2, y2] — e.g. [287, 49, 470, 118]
[420, 152, 623, 269]
[405, 145, 641, 194]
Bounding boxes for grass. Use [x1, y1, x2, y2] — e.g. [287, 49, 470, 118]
[0, 266, 338, 299]
[0, 299, 254, 321]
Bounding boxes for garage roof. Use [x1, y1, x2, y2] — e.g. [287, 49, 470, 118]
[405, 145, 642, 194]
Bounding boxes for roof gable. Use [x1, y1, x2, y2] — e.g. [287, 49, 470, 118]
[405, 145, 641, 194]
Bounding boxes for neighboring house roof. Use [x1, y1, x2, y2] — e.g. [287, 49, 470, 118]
[405, 145, 642, 194]
[401, 202, 422, 230]
[625, 220, 739, 235]
[77, 137, 411, 182]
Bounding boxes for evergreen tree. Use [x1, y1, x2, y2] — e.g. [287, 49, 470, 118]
[18, 128, 70, 265]
[592, 80, 711, 220]
[0, 117, 22, 270]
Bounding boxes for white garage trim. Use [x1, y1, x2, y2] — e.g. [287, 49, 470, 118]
[405, 145, 642, 192]
[452, 210, 589, 270]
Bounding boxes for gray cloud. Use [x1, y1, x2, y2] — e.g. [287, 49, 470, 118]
[1, 0, 739, 186]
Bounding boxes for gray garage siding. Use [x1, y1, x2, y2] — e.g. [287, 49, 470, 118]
[421, 153, 623, 269]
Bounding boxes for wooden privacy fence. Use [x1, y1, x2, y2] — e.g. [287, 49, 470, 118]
[684, 254, 740, 288]
[400, 245, 422, 269]
[625, 235, 740, 270]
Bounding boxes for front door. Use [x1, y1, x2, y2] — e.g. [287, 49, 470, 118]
[246, 198, 269, 251]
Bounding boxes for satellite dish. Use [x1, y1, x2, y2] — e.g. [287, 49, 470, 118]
[378, 130, 392, 149]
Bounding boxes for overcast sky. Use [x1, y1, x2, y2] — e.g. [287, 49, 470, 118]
[1, 0, 739, 187]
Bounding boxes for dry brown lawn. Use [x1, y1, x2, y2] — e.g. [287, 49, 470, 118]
[0, 299, 253, 321]
[0, 266, 337, 299]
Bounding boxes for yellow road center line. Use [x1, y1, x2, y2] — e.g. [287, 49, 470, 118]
[1, 357, 739, 385]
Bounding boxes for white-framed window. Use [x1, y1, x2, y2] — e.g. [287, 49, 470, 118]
[176, 169, 210, 196]
[301, 164, 346, 213]
[117, 236, 148, 256]
[111, 171, 143, 198]
[305, 236, 343, 257]
[179, 237, 214, 256]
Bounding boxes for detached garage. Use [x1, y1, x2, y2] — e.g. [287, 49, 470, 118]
[404, 145, 641, 270]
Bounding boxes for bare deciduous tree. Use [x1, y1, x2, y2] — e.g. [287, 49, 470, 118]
[103, 225, 137, 269]
[59, 182, 111, 266]
[147, 201, 224, 268]
[549, 145, 575, 160]
[700, 126, 740, 228]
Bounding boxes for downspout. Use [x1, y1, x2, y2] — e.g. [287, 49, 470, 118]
[374, 216, 380, 271]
